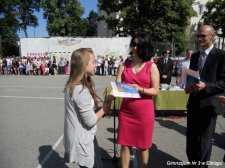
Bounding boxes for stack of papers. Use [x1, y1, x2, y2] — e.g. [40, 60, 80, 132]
[160, 84, 169, 90]
[168, 86, 183, 90]
[160, 85, 183, 90]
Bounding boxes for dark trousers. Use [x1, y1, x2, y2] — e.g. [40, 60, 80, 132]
[160, 77, 171, 85]
[96, 66, 101, 75]
[186, 108, 217, 168]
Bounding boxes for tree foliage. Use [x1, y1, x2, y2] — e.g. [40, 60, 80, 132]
[85, 10, 98, 36]
[42, 0, 86, 36]
[0, 0, 98, 56]
[17, 0, 41, 38]
[99, 0, 196, 54]
[0, 0, 41, 56]
[0, 0, 19, 56]
[202, 0, 225, 38]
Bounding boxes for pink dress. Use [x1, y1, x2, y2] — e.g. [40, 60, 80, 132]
[117, 59, 155, 149]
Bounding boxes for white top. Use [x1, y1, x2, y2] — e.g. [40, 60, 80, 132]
[177, 58, 191, 87]
[64, 85, 98, 168]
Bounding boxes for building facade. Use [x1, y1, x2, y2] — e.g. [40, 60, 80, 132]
[188, 0, 224, 51]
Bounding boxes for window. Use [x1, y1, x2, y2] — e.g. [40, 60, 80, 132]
[199, 4, 204, 15]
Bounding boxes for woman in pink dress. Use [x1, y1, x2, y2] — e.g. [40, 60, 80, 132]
[116, 32, 160, 168]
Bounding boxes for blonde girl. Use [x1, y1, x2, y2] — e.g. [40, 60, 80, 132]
[64, 48, 113, 168]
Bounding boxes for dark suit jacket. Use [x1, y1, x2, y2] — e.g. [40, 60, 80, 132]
[187, 47, 225, 115]
[157, 57, 174, 84]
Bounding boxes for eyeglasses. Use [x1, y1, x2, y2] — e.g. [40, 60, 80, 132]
[196, 34, 212, 38]
[130, 42, 138, 48]
[163, 52, 170, 54]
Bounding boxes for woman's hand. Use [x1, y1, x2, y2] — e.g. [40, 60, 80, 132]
[129, 84, 143, 93]
[103, 90, 115, 115]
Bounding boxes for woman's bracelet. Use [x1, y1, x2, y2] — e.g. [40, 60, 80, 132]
[139, 88, 144, 93]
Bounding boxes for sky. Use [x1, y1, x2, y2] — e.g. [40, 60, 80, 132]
[18, 0, 98, 38]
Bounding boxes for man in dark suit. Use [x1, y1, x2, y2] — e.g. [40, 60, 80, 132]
[157, 49, 174, 84]
[185, 25, 225, 167]
[218, 95, 225, 163]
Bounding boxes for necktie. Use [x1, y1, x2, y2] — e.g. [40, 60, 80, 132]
[198, 52, 207, 74]
[164, 58, 167, 64]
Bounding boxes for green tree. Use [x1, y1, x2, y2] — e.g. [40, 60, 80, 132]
[0, 0, 19, 56]
[99, 0, 196, 54]
[0, 0, 40, 56]
[17, 0, 41, 38]
[42, 0, 85, 36]
[85, 10, 98, 36]
[202, 0, 225, 48]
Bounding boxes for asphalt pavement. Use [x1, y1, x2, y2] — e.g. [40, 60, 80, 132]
[0, 75, 224, 168]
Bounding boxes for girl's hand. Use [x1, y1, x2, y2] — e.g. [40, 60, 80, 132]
[103, 102, 111, 111]
[103, 90, 114, 114]
[102, 102, 112, 117]
[104, 90, 115, 103]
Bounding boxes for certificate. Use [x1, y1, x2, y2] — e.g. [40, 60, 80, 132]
[181, 67, 200, 89]
[111, 82, 140, 98]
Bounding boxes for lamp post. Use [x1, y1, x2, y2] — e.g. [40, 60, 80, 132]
[104, 25, 109, 37]
[33, 27, 36, 38]
[173, 42, 181, 57]
[171, 37, 174, 57]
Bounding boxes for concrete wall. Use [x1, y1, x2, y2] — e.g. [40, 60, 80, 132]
[20, 37, 131, 59]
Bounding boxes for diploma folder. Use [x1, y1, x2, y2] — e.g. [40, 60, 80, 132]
[186, 74, 200, 88]
[111, 82, 141, 98]
[181, 67, 200, 88]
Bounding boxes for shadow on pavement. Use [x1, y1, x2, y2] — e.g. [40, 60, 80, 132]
[213, 132, 225, 150]
[38, 145, 68, 168]
[149, 144, 182, 168]
[99, 146, 120, 168]
[155, 118, 186, 136]
[107, 127, 117, 133]
[100, 143, 183, 168]
[155, 110, 187, 119]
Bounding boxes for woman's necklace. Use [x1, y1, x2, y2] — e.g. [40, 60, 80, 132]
[132, 62, 143, 73]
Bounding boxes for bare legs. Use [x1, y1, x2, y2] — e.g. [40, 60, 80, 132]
[138, 148, 149, 168]
[120, 146, 130, 168]
[120, 145, 149, 168]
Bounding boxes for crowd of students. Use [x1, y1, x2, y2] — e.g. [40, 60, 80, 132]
[0, 55, 125, 76]
[95, 55, 124, 76]
[0, 55, 69, 76]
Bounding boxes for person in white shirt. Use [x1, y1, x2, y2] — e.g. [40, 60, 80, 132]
[113, 57, 120, 75]
[6, 56, 12, 74]
[58, 57, 67, 74]
[176, 49, 193, 87]
[96, 56, 102, 75]
[103, 56, 109, 76]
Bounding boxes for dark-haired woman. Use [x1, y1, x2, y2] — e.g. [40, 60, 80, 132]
[116, 32, 160, 168]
